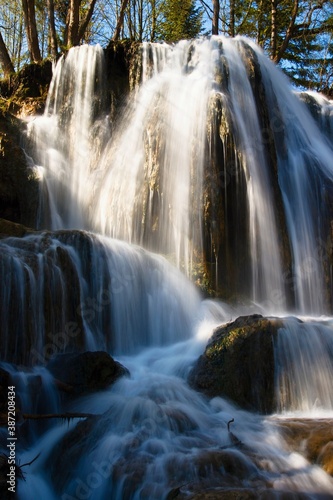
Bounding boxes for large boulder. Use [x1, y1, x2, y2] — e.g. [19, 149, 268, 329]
[188, 314, 283, 414]
[47, 351, 130, 396]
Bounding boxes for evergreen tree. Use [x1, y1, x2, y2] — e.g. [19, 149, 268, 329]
[214, 0, 333, 93]
[157, 0, 203, 42]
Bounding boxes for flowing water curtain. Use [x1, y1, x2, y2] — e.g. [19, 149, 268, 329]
[0, 232, 200, 365]
[26, 44, 108, 231]
[5, 37, 333, 498]
[214, 38, 286, 308]
[298, 91, 333, 142]
[26, 37, 333, 313]
[249, 38, 333, 314]
[0, 232, 104, 365]
[204, 36, 333, 312]
[92, 36, 286, 299]
[275, 317, 333, 412]
[92, 39, 214, 276]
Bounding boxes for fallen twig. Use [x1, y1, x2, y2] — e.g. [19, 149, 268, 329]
[22, 412, 94, 421]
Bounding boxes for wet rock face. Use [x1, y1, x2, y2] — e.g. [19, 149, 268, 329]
[0, 218, 33, 237]
[47, 351, 130, 396]
[275, 419, 333, 477]
[188, 315, 283, 414]
[0, 61, 53, 229]
[104, 41, 138, 119]
[0, 113, 39, 227]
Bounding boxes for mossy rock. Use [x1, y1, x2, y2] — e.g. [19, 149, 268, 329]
[0, 59, 52, 116]
[188, 315, 284, 414]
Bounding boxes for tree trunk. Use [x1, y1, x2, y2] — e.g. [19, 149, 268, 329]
[151, 0, 157, 41]
[229, 0, 235, 37]
[256, 0, 264, 45]
[0, 31, 15, 76]
[274, 0, 299, 63]
[78, 0, 98, 43]
[112, 0, 130, 41]
[16, 20, 25, 72]
[212, 0, 219, 35]
[21, 0, 42, 62]
[67, 0, 80, 47]
[139, 0, 143, 42]
[47, 0, 58, 58]
[270, 0, 277, 59]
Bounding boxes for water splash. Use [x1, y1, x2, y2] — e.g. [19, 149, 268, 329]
[20, 344, 333, 499]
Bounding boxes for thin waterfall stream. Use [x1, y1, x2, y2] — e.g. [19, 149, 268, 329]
[1, 36, 333, 498]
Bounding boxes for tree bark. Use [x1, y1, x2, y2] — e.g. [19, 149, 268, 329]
[229, 0, 235, 37]
[212, 0, 219, 35]
[274, 0, 299, 63]
[0, 32, 15, 77]
[67, 0, 80, 47]
[47, 0, 58, 58]
[151, 0, 157, 41]
[0, 30, 15, 76]
[270, 0, 277, 60]
[78, 0, 98, 43]
[256, 0, 264, 45]
[112, 0, 130, 41]
[21, 0, 42, 62]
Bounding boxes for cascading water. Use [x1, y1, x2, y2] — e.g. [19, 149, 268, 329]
[27, 37, 333, 310]
[0, 232, 200, 364]
[275, 317, 333, 414]
[27, 45, 107, 230]
[221, 38, 285, 307]
[91, 40, 214, 275]
[249, 38, 333, 314]
[1, 36, 333, 498]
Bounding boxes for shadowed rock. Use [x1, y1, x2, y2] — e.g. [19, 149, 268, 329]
[47, 351, 130, 396]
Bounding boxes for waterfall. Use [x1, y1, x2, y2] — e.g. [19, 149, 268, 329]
[275, 317, 333, 414]
[299, 90, 333, 141]
[2, 36, 333, 498]
[0, 231, 200, 364]
[26, 45, 107, 230]
[27, 37, 333, 311]
[249, 39, 333, 313]
[91, 39, 213, 276]
[221, 38, 285, 307]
